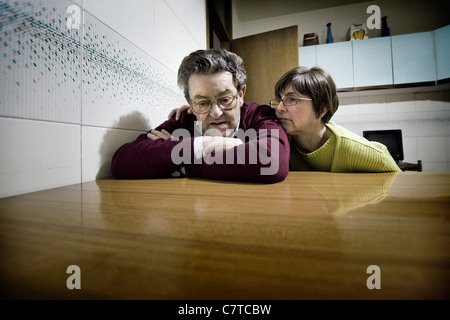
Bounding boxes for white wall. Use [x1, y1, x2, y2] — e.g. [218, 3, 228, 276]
[0, 0, 207, 198]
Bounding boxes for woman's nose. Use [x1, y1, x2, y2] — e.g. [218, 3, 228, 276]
[275, 102, 287, 113]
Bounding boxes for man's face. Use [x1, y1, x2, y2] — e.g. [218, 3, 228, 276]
[188, 71, 245, 137]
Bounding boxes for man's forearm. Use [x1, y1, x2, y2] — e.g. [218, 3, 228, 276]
[185, 133, 289, 182]
[111, 134, 192, 179]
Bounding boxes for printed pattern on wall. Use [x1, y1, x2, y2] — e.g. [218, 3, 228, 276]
[0, 0, 185, 130]
[82, 11, 184, 130]
[0, 0, 81, 123]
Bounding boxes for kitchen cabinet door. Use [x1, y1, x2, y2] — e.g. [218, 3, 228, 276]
[391, 32, 436, 85]
[299, 45, 316, 69]
[434, 24, 450, 82]
[353, 37, 393, 87]
[316, 41, 353, 90]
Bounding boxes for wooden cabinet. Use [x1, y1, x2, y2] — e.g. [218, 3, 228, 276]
[352, 37, 393, 88]
[391, 32, 436, 85]
[316, 42, 353, 89]
[434, 25, 450, 82]
[231, 26, 299, 105]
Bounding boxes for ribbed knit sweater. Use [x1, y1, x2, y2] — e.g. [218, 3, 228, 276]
[111, 102, 290, 182]
[289, 121, 401, 172]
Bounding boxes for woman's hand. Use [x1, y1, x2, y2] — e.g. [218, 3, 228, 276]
[147, 129, 172, 141]
[168, 104, 192, 120]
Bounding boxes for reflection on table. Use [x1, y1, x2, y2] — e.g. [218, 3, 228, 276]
[0, 172, 448, 299]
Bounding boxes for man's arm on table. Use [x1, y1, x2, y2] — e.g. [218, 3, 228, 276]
[111, 106, 289, 182]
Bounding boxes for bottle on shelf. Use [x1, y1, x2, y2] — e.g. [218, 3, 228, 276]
[381, 16, 390, 37]
[326, 22, 334, 43]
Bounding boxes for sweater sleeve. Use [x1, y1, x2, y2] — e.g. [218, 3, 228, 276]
[111, 115, 196, 179]
[111, 103, 290, 182]
[326, 122, 401, 173]
[185, 103, 290, 183]
[333, 138, 402, 173]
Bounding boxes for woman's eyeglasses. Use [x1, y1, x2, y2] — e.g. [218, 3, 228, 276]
[269, 96, 312, 109]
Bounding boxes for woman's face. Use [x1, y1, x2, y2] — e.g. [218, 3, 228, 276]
[274, 83, 323, 136]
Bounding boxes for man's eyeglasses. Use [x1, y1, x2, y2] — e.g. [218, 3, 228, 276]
[190, 94, 239, 114]
[269, 96, 312, 109]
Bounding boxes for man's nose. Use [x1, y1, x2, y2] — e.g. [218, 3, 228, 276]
[209, 102, 223, 119]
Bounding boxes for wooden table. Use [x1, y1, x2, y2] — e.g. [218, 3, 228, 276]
[0, 172, 449, 300]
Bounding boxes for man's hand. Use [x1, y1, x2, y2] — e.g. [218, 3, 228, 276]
[168, 104, 192, 120]
[147, 129, 172, 141]
[202, 136, 243, 155]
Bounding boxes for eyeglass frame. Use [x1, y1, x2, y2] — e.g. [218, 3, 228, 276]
[269, 96, 312, 109]
[189, 93, 240, 114]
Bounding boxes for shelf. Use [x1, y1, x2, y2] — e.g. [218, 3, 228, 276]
[299, 24, 450, 94]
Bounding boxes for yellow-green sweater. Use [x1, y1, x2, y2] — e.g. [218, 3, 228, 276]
[289, 121, 402, 172]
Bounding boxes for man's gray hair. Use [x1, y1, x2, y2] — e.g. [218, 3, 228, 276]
[177, 49, 247, 100]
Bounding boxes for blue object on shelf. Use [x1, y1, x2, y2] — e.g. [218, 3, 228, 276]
[326, 23, 334, 43]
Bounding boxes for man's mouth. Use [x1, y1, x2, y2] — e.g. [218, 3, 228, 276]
[209, 121, 228, 128]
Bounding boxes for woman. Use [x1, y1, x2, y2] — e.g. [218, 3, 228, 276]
[270, 66, 400, 172]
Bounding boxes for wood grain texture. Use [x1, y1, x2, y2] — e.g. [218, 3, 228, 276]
[0, 172, 449, 299]
[231, 26, 299, 105]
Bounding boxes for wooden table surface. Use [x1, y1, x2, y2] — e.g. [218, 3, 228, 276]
[0, 172, 449, 300]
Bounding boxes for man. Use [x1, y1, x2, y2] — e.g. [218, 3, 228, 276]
[111, 49, 289, 182]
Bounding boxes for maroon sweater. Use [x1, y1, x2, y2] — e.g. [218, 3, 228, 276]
[111, 102, 289, 183]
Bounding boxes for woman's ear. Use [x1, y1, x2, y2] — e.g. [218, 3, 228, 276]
[320, 107, 329, 119]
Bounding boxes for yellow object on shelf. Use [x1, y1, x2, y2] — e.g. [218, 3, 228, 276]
[349, 23, 369, 40]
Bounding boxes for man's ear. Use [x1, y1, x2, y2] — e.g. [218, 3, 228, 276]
[239, 85, 247, 99]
